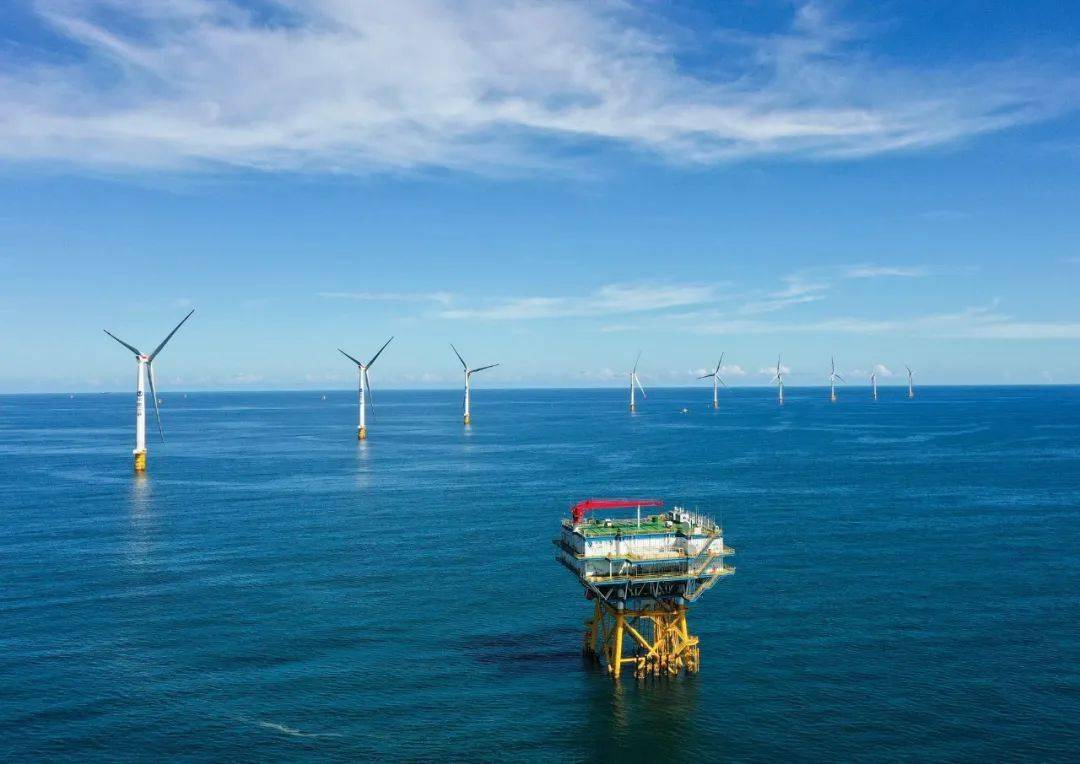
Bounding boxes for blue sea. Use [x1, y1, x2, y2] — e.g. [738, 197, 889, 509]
[2, 387, 1078, 762]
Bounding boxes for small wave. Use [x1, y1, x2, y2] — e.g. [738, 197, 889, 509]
[236, 716, 343, 739]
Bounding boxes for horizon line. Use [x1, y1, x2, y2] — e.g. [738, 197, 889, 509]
[3, 382, 1079, 396]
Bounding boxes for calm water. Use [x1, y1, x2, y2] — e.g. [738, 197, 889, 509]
[2, 387, 1078, 761]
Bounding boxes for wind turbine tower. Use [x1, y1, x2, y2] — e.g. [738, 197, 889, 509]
[906, 365, 915, 399]
[629, 351, 646, 412]
[338, 336, 393, 440]
[698, 353, 727, 409]
[870, 368, 878, 401]
[451, 344, 499, 425]
[774, 356, 785, 406]
[829, 357, 845, 402]
[104, 309, 195, 472]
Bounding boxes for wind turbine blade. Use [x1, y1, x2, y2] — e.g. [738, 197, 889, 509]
[363, 369, 375, 418]
[149, 308, 195, 361]
[470, 363, 499, 374]
[450, 343, 467, 370]
[366, 336, 394, 368]
[717, 352, 724, 374]
[147, 362, 165, 442]
[635, 373, 646, 398]
[338, 348, 363, 366]
[836, 374, 845, 383]
[697, 373, 712, 380]
[104, 330, 142, 356]
[719, 377, 728, 388]
[633, 350, 642, 374]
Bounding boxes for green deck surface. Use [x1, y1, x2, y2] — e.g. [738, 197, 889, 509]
[578, 516, 690, 537]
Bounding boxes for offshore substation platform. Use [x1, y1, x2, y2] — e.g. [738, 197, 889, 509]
[555, 498, 734, 680]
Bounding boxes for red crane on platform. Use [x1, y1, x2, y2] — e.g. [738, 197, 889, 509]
[571, 498, 664, 525]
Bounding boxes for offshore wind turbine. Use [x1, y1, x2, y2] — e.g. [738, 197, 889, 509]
[870, 368, 878, 401]
[451, 344, 498, 425]
[773, 356, 785, 406]
[104, 308, 195, 472]
[339, 336, 393, 440]
[906, 365, 915, 399]
[829, 356, 845, 402]
[629, 351, 646, 412]
[698, 353, 727, 409]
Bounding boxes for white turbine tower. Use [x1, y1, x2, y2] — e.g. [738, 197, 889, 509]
[774, 356, 785, 406]
[104, 308, 195, 472]
[698, 353, 727, 409]
[339, 336, 393, 440]
[906, 365, 915, 399]
[829, 356, 845, 402]
[451, 344, 498, 425]
[870, 368, 878, 401]
[629, 351, 646, 412]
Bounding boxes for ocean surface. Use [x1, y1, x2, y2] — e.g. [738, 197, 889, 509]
[2, 386, 1079, 762]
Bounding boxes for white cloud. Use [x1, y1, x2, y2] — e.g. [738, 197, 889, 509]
[1, 1, 1076, 173]
[739, 274, 829, 315]
[318, 291, 454, 305]
[722, 364, 746, 377]
[957, 321, 1080, 339]
[759, 364, 790, 376]
[737, 263, 933, 315]
[441, 282, 723, 320]
[844, 265, 929, 279]
[687, 304, 1080, 339]
[228, 372, 265, 384]
[873, 363, 893, 377]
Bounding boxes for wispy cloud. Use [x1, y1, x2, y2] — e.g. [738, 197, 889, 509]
[689, 304, 1080, 339]
[739, 273, 829, 315]
[440, 282, 723, 320]
[843, 265, 930, 279]
[1, 1, 1076, 174]
[737, 263, 931, 315]
[318, 291, 454, 305]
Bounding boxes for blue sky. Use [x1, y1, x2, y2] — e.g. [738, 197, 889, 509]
[1, 0, 1079, 392]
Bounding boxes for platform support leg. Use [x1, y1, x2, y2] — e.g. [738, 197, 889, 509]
[609, 612, 625, 680]
[594, 601, 701, 681]
[583, 600, 603, 661]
